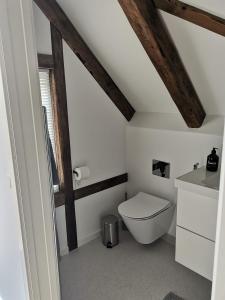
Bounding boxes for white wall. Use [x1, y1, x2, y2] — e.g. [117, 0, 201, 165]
[126, 123, 223, 236]
[0, 66, 29, 300]
[64, 42, 126, 186]
[75, 185, 126, 247]
[33, 5, 127, 253]
[64, 42, 127, 248]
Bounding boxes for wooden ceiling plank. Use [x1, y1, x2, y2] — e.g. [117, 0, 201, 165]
[118, 0, 206, 128]
[34, 0, 135, 121]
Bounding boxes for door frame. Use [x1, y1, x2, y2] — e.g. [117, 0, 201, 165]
[212, 121, 225, 300]
[0, 0, 60, 299]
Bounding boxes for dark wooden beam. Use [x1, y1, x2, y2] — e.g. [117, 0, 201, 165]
[54, 173, 128, 207]
[38, 53, 54, 69]
[118, 0, 206, 128]
[154, 0, 225, 37]
[74, 173, 128, 200]
[34, 0, 135, 121]
[54, 191, 66, 208]
[50, 24, 78, 251]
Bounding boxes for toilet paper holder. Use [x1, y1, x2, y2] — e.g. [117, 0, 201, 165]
[73, 166, 90, 181]
[73, 169, 79, 177]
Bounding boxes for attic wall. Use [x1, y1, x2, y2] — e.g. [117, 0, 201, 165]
[161, 11, 225, 115]
[33, 5, 127, 253]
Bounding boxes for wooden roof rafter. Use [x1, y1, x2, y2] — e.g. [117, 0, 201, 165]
[154, 0, 225, 37]
[34, 0, 135, 121]
[118, 0, 206, 128]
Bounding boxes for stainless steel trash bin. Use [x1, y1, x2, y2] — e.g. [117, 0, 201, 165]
[102, 215, 119, 248]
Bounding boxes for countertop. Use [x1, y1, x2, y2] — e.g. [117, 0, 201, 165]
[175, 166, 220, 199]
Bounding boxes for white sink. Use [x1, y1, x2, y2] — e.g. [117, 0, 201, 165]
[175, 167, 220, 199]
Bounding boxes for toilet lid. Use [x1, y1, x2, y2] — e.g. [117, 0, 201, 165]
[118, 192, 170, 219]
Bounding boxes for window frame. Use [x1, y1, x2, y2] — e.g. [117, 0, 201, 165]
[38, 55, 62, 193]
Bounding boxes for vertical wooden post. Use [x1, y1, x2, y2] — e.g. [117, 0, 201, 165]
[50, 24, 77, 250]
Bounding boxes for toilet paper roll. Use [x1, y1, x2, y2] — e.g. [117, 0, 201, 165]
[74, 166, 90, 181]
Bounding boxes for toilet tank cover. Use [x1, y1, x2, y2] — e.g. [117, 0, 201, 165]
[118, 192, 170, 219]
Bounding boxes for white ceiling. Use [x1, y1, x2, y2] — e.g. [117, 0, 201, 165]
[34, 0, 225, 115]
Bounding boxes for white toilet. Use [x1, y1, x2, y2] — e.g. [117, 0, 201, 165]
[118, 192, 174, 244]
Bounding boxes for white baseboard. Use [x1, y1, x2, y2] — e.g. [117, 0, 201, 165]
[78, 229, 101, 248]
[62, 232, 175, 254]
[59, 230, 101, 255]
[162, 233, 176, 246]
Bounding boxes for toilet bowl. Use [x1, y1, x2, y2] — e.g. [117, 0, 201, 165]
[118, 192, 174, 244]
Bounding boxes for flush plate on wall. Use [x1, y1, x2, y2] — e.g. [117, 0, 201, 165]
[152, 160, 170, 179]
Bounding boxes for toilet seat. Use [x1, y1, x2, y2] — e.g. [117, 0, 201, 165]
[118, 192, 171, 220]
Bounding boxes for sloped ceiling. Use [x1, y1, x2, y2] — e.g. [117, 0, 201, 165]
[161, 10, 225, 115]
[35, 0, 225, 115]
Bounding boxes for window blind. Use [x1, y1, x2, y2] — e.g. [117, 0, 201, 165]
[39, 70, 56, 158]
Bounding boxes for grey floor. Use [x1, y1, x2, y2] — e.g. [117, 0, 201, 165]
[59, 232, 211, 300]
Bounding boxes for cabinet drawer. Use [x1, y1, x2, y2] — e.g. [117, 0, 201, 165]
[177, 189, 217, 241]
[176, 226, 214, 280]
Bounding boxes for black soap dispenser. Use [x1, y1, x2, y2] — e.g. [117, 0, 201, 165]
[206, 148, 219, 172]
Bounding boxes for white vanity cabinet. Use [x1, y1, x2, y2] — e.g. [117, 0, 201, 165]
[175, 167, 219, 281]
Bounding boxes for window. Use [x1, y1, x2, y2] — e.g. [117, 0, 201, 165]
[39, 69, 59, 190]
[39, 69, 56, 156]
